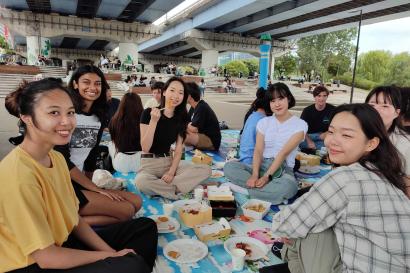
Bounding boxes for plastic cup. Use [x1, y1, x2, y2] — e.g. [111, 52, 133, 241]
[194, 188, 204, 201]
[163, 203, 174, 216]
[231, 248, 246, 271]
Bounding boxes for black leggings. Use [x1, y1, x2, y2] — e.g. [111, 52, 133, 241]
[9, 218, 158, 273]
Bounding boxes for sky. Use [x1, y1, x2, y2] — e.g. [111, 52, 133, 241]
[359, 16, 410, 54]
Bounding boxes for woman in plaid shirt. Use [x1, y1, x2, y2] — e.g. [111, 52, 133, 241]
[272, 104, 410, 273]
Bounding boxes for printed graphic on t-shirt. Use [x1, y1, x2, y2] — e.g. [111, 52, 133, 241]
[70, 114, 101, 171]
[71, 127, 99, 148]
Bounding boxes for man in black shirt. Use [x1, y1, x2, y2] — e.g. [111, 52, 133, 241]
[300, 85, 335, 150]
[185, 82, 221, 151]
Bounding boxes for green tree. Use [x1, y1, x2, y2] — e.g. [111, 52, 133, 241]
[274, 53, 297, 77]
[223, 60, 249, 77]
[297, 29, 357, 81]
[327, 53, 351, 77]
[384, 52, 410, 86]
[0, 36, 10, 49]
[242, 59, 259, 76]
[357, 50, 392, 83]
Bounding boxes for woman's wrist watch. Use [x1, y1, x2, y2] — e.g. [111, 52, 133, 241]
[264, 173, 273, 181]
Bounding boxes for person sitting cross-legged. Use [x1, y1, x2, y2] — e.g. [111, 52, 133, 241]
[224, 83, 307, 205]
[185, 82, 221, 151]
[299, 85, 335, 150]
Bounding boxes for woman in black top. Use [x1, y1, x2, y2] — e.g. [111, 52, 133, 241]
[55, 65, 142, 226]
[108, 92, 143, 173]
[135, 77, 211, 199]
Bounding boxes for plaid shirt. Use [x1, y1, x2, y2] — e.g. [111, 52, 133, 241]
[272, 163, 410, 273]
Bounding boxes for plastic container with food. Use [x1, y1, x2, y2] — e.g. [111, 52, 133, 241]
[241, 199, 271, 220]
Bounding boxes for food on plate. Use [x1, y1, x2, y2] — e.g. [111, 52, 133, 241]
[157, 216, 169, 222]
[245, 203, 265, 212]
[192, 149, 213, 165]
[167, 250, 180, 259]
[296, 152, 320, 166]
[235, 242, 252, 256]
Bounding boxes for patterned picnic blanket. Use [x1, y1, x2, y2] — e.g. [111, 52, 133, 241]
[112, 130, 330, 272]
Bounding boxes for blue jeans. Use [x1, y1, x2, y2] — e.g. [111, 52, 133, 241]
[300, 133, 324, 150]
[223, 158, 298, 205]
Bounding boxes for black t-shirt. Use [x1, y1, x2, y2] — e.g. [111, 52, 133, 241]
[188, 100, 221, 150]
[141, 108, 179, 154]
[300, 103, 335, 134]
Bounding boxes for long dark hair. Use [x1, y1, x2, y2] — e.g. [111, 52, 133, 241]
[160, 77, 189, 140]
[5, 78, 73, 132]
[243, 87, 272, 125]
[400, 87, 410, 133]
[331, 104, 406, 193]
[109, 93, 143, 152]
[365, 85, 406, 134]
[68, 65, 109, 122]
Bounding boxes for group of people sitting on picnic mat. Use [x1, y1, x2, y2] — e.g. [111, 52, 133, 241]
[1, 64, 409, 273]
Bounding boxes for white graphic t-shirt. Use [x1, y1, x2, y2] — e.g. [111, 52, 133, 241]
[70, 114, 101, 171]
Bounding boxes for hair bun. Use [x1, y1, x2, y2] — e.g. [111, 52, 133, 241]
[5, 80, 29, 117]
[256, 87, 265, 99]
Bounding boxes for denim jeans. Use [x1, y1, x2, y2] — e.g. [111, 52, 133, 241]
[223, 158, 298, 205]
[299, 133, 325, 150]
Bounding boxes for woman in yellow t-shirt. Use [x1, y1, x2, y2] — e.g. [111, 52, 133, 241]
[1, 79, 157, 273]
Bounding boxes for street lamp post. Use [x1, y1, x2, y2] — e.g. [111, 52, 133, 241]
[350, 9, 363, 103]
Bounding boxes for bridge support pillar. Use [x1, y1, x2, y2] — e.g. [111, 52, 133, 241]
[201, 49, 218, 75]
[119, 42, 139, 68]
[258, 40, 271, 89]
[26, 36, 51, 65]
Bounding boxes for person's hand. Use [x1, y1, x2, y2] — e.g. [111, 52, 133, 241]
[282, 237, 293, 245]
[246, 175, 258, 188]
[110, 249, 136, 257]
[187, 122, 197, 133]
[307, 140, 316, 150]
[255, 175, 269, 188]
[150, 108, 161, 123]
[95, 189, 125, 201]
[161, 171, 175, 184]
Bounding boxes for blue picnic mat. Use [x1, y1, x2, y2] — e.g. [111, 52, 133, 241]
[110, 129, 331, 272]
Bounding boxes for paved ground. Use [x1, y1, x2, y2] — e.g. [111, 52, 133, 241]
[0, 81, 368, 160]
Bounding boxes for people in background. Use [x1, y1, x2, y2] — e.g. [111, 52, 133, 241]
[300, 85, 335, 150]
[1, 79, 157, 273]
[365, 85, 410, 197]
[135, 77, 211, 199]
[54, 65, 142, 226]
[185, 82, 221, 151]
[224, 83, 307, 204]
[272, 104, 410, 273]
[238, 87, 272, 164]
[108, 93, 143, 173]
[144, 81, 164, 109]
[199, 78, 206, 97]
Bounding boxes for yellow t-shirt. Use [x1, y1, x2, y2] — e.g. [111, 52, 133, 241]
[0, 147, 79, 272]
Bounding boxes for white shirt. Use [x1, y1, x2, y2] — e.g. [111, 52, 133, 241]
[256, 115, 307, 167]
[69, 114, 101, 171]
[390, 129, 410, 175]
